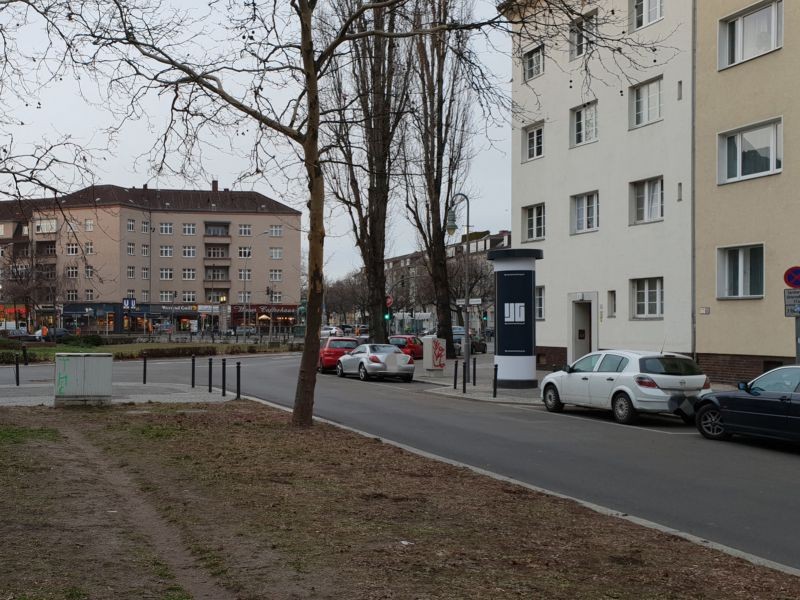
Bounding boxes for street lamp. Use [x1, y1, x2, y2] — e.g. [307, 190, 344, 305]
[446, 192, 471, 385]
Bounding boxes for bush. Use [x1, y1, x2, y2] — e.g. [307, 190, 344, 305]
[140, 346, 217, 359]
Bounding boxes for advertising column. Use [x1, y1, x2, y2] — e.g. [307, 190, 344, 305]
[487, 248, 543, 389]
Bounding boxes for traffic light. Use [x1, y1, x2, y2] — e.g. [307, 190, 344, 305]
[482, 310, 488, 321]
[383, 308, 390, 321]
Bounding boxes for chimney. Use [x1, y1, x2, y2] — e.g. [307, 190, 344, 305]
[212, 180, 219, 192]
[142, 183, 148, 190]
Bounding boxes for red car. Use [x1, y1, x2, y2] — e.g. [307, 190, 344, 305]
[388, 335, 424, 360]
[318, 337, 359, 372]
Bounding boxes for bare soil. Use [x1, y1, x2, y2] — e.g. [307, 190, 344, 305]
[1, 400, 798, 599]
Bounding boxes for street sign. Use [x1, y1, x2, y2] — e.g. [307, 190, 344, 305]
[122, 297, 137, 310]
[785, 266, 800, 289]
[456, 299, 466, 306]
[785, 305, 800, 318]
[385, 294, 393, 308]
[468, 298, 482, 305]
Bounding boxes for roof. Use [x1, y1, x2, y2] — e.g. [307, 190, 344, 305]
[0, 183, 301, 218]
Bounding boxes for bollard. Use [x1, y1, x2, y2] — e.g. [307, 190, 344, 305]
[462, 360, 466, 394]
[453, 359, 459, 390]
[236, 361, 241, 400]
[15, 354, 19, 386]
[191, 354, 196, 388]
[143, 354, 147, 385]
[493, 364, 498, 398]
[472, 356, 477, 386]
[208, 357, 213, 392]
[22, 344, 28, 366]
[221, 358, 227, 397]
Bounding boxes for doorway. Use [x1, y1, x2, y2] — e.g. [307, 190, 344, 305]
[572, 301, 592, 359]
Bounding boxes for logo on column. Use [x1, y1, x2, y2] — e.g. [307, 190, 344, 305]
[504, 303, 525, 324]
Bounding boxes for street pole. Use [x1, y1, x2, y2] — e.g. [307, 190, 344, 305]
[451, 192, 471, 385]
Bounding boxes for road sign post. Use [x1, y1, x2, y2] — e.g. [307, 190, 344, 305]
[784, 279, 800, 365]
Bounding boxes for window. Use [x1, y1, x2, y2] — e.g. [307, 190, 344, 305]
[238, 246, 252, 259]
[206, 246, 227, 258]
[183, 291, 197, 302]
[750, 367, 800, 394]
[633, 277, 664, 318]
[127, 289, 136, 299]
[607, 290, 617, 318]
[598, 354, 629, 373]
[159, 222, 173, 235]
[65, 266, 78, 279]
[524, 123, 544, 160]
[84, 241, 94, 255]
[238, 291, 252, 303]
[205, 268, 228, 281]
[66, 289, 78, 301]
[127, 218, 135, 232]
[239, 268, 251, 281]
[35, 219, 57, 234]
[239, 224, 252, 236]
[182, 268, 196, 281]
[160, 245, 173, 258]
[522, 45, 544, 80]
[207, 290, 223, 303]
[718, 244, 764, 298]
[632, 78, 662, 127]
[84, 219, 94, 232]
[160, 268, 173, 281]
[67, 243, 79, 255]
[572, 102, 598, 146]
[183, 223, 196, 235]
[721, 1, 783, 68]
[142, 266, 149, 280]
[269, 269, 283, 282]
[141, 290, 149, 302]
[182, 245, 196, 258]
[127, 242, 135, 256]
[141, 244, 150, 257]
[84, 265, 94, 279]
[535, 286, 545, 320]
[633, 0, 663, 29]
[721, 120, 782, 183]
[127, 266, 135, 279]
[269, 225, 283, 237]
[572, 354, 601, 373]
[141, 220, 150, 234]
[85, 289, 94, 301]
[633, 177, 664, 223]
[570, 13, 596, 59]
[525, 204, 545, 240]
[205, 224, 229, 237]
[270, 291, 282, 303]
[573, 192, 599, 233]
[160, 290, 174, 303]
[270, 247, 283, 260]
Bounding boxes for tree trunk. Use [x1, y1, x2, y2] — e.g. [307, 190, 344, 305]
[430, 240, 456, 358]
[367, 257, 388, 343]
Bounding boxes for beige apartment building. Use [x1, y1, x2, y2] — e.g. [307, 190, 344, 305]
[0, 181, 301, 334]
[695, 0, 798, 381]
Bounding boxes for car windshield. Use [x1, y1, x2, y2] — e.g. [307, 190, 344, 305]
[370, 344, 400, 354]
[389, 338, 407, 346]
[639, 356, 703, 376]
[329, 340, 357, 349]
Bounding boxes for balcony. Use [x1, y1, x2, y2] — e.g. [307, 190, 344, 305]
[203, 234, 231, 243]
[203, 278, 231, 285]
[203, 256, 231, 266]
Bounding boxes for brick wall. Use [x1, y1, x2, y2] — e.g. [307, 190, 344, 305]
[697, 353, 793, 386]
[536, 346, 567, 370]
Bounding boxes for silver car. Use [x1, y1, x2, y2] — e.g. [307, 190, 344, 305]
[336, 343, 415, 382]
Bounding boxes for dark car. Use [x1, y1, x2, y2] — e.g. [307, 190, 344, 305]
[695, 366, 800, 442]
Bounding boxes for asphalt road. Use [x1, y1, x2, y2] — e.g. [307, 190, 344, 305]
[5, 353, 800, 571]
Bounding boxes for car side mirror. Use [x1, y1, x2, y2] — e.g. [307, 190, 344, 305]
[560, 364, 572, 373]
[737, 381, 749, 392]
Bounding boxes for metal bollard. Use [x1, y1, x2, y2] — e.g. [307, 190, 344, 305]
[15, 354, 19, 386]
[462, 360, 466, 394]
[493, 364, 498, 398]
[221, 358, 226, 397]
[191, 354, 195, 388]
[208, 357, 213, 392]
[143, 354, 147, 385]
[453, 359, 459, 390]
[236, 361, 241, 400]
[473, 356, 477, 386]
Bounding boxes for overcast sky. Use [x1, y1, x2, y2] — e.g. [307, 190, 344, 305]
[4, 1, 512, 281]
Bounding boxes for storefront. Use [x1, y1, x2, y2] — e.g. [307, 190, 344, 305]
[231, 304, 298, 336]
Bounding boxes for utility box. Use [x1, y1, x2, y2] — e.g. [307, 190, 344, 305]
[422, 336, 446, 376]
[54, 353, 113, 407]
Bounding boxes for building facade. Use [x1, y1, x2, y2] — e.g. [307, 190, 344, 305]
[0, 181, 301, 334]
[510, 0, 695, 366]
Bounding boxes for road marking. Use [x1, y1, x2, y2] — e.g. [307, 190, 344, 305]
[241, 392, 800, 579]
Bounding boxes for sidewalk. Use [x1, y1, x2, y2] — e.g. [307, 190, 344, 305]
[0, 382, 226, 408]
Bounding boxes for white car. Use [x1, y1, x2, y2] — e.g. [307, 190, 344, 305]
[540, 350, 710, 424]
[320, 325, 343, 337]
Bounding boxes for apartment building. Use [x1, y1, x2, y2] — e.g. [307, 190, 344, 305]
[509, 0, 695, 365]
[0, 181, 301, 333]
[695, 0, 797, 382]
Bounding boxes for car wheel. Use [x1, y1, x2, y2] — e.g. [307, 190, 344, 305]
[678, 411, 695, 426]
[358, 364, 370, 381]
[612, 393, 637, 424]
[543, 385, 564, 413]
[336, 362, 345, 378]
[696, 404, 731, 441]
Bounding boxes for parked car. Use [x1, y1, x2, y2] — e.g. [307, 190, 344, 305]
[540, 350, 710, 424]
[388, 335, 424, 360]
[694, 366, 800, 442]
[336, 343, 415, 382]
[453, 334, 487, 355]
[318, 337, 359, 372]
[320, 325, 344, 338]
[33, 327, 68, 341]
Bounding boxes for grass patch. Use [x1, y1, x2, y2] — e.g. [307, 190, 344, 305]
[0, 426, 59, 445]
[128, 424, 184, 439]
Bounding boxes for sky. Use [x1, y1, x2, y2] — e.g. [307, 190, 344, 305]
[3, 1, 513, 281]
